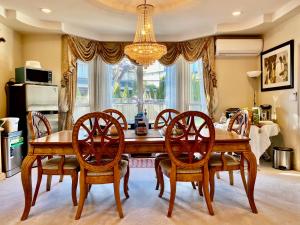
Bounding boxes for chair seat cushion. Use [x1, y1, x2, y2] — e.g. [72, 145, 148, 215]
[42, 157, 79, 170]
[155, 153, 190, 160]
[87, 160, 128, 178]
[159, 159, 202, 176]
[209, 153, 240, 167]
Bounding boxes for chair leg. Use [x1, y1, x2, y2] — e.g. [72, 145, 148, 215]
[158, 165, 164, 198]
[32, 167, 42, 206]
[124, 166, 130, 199]
[75, 171, 86, 220]
[71, 172, 78, 206]
[113, 172, 124, 218]
[209, 169, 216, 202]
[59, 175, 64, 182]
[216, 172, 220, 179]
[85, 184, 89, 199]
[229, 171, 234, 185]
[203, 166, 214, 215]
[155, 158, 160, 190]
[167, 170, 176, 217]
[88, 184, 92, 192]
[240, 156, 248, 194]
[197, 181, 203, 196]
[191, 182, 197, 189]
[46, 175, 52, 191]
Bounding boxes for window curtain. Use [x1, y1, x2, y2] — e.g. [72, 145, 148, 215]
[94, 56, 112, 111]
[165, 64, 178, 109]
[177, 56, 191, 112]
[60, 34, 217, 129]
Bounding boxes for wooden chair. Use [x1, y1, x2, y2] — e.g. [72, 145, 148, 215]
[103, 109, 128, 130]
[72, 112, 129, 219]
[154, 109, 182, 190]
[208, 110, 252, 201]
[27, 111, 79, 207]
[158, 111, 216, 216]
[154, 109, 196, 190]
[103, 109, 130, 190]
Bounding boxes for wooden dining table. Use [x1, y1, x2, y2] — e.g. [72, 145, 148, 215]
[20, 128, 258, 220]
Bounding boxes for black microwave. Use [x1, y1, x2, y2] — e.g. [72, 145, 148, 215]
[15, 67, 52, 84]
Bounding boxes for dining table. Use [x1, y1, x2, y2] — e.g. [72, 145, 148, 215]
[20, 128, 258, 220]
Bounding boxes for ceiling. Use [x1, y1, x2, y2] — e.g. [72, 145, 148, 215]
[0, 0, 300, 41]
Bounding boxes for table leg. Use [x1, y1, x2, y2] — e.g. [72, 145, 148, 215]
[21, 155, 37, 221]
[243, 146, 258, 214]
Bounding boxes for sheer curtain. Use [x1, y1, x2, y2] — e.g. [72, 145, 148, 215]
[94, 56, 113, 111]
[165, 64, 178, 109]
[195, 59, 208, 114]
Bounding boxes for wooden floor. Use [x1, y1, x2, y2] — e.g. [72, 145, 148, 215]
[1, 162, 300, 225]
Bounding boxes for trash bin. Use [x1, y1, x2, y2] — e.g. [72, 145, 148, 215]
[273, 147, 293, 170]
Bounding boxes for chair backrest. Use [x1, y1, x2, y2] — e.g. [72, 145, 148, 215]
[165, 111, 215, 169]
[154, 109, 181, 129]
[72, 112, 125, 172]
[103, 109, 128, 130]
[27, 111, 52, 139]
[227, 110, 252, 137]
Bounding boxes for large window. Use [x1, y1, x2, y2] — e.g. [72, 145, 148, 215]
[75, 57, 207, 123]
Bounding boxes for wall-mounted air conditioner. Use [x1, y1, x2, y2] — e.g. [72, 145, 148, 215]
[215, 39, 263, 57]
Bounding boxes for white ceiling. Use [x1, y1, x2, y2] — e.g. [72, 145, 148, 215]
[0, 0, 300, 41]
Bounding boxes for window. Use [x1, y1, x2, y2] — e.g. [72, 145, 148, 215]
[74, 60, 93, 120]
[111, 58, 138, 120]
[110, 58, 167, 121]
[143, 61, 166, 121]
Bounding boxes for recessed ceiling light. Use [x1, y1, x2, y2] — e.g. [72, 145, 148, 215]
[40, 8, 52, 14]
[232, 11, 242, 16]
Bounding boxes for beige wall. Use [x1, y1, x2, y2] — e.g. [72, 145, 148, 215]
[215, 57, 259, 119]
[259, 13, 300, 170]
[22, 34, 62, 85]
[0, 23, 23, 118]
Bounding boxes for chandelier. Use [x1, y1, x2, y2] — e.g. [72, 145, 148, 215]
[124, 0, 167, 67]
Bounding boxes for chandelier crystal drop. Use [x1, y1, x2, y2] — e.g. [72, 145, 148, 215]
[124, 1, 167, 67]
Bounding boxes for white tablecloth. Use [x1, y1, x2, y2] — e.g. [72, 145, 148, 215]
[215, 122, 280, 164]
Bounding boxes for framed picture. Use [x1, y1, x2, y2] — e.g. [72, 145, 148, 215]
[261, 40, 294, 92]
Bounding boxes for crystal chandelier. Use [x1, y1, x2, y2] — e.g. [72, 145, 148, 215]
[124, 0, 167, 67]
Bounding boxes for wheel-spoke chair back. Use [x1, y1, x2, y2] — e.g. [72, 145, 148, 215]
[28, 111, 51, 139]
[165, 111, 215, 168]
[228, 110, 252, 137]
[103, 109, 128, 130]
[208, 109, 252, 202]
[154, 109, 181, 129]
[27, 111, 79, 207]
[72, 112, 125, 172]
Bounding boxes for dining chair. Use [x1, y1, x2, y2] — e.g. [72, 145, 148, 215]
[208, 110, 251, 201]
[103, 109, 130, 191]
[154, 109, 181, 190]
[72, 112, 129, 219]
[154, 109, 197, 190]
[158, 111, 216, 216]
[27, 111, 79, 207]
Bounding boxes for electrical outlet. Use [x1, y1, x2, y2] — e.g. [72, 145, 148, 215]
[289, 90, 297, 101]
